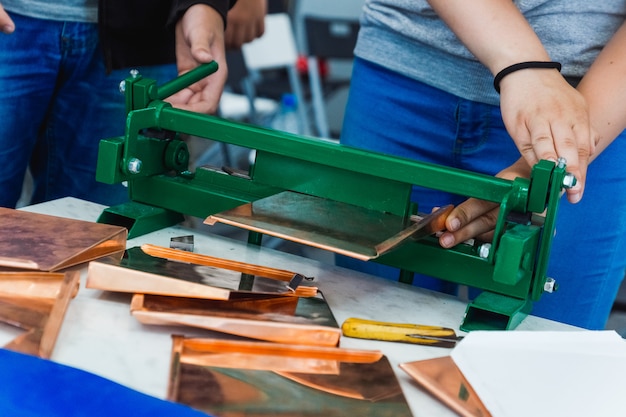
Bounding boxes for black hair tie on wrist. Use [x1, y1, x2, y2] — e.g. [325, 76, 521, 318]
[493, 61, 562, 93]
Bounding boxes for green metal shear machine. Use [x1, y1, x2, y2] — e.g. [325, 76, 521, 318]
[96, 63, 572, 332]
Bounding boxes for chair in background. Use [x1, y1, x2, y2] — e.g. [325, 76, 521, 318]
[241, 12, 309, 135]
[294, 1, 363, 139]
[218, 49, 279, 127]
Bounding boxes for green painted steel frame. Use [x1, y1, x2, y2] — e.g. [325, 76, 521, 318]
[95, 65, 568, 330]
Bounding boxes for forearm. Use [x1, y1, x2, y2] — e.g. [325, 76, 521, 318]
[169, 0, 237, 27]
[428, 0, 591, 205]
[577, 21, 626, 159]
[426, 0, 550, 74]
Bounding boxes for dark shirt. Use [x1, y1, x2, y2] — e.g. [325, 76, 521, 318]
[98, 0, 236, 72]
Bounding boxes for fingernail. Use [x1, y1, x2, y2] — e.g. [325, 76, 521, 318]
[440, 233, 455, 248]
[448, 217, 461, 232]
[569, 192, 581, 204]
[2, 25, 14, 34]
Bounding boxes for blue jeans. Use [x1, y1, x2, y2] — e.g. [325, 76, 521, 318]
[340, 57, 626, 329]
[0, 13, 177, 207]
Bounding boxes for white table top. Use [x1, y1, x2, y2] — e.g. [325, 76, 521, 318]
[12, 197, 577, 416]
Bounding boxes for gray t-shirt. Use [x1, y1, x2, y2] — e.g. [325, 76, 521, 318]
[2, 0, 98, 23]
[355, 0, 626, 105]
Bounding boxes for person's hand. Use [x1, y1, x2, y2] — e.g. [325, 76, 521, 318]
[225, 0, 267, 49]
[438, 158, 532, 248]
[425, 1, 596, 205]
[168, 4, 228, 114]
[498, 69, 596, 204]
[0, 5, 15, 34]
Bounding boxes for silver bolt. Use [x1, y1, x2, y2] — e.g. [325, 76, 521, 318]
[544, 277, 557, 293]
[119, 69, 140, 94]
[127, 158, 142, 174]
[478, 243, 491, 259]
[557, 157, 567, 169]
[562, 173, 576, 189]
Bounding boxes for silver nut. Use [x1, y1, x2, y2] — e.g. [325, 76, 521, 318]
[127, 158, 142, 174]
[118, 80, 126, 94]
[562, 173, 576, 189]
[130, 68, 139, 78]
[557, 157, 567, 169]
[544, 277, 557, 293]
[478, 243, 491, 259]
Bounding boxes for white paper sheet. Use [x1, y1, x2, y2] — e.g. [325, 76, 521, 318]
[450, 330, 626, 417]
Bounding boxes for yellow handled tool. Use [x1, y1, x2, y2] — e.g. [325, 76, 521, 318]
[341, 317, 463, 348]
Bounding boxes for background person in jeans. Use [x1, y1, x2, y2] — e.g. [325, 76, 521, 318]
[340, 0, 626, 330]
[0, 0, 265, 208]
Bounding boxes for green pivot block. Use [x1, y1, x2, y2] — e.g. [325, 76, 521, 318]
[460, 291, 532, 332]
[97, 201, 184, 239]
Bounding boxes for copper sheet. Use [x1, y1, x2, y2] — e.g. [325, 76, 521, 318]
[87, 246, 317, 300]
[0, 208, 126, 271]
[168, 336, 413, 417]
[131, 291, 341, 346]
[400, 356, 491, 417]
[140, 244, 310, 288]
[206, 191, 451, 261]
[0, 270, 80, 358]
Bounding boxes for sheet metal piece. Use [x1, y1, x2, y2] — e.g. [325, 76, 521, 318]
[400, 356, 492, 417]
[0, 208, 126, 271]
[170, 235, 194, 252]
[131, 290, 342, 346]
[88, 246, 317, 299]
[0, 270, 80, 358]
[376, 204, 453, 254]
[168, 336, 413, 416]
[206, 191, 452, 261]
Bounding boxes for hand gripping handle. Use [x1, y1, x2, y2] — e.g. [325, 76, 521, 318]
[156, 61, 219, 100]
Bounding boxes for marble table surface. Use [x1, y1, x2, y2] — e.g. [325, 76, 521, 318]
[7, 197, 577, 417]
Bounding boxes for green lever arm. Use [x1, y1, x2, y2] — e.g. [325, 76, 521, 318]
[156, 62, 219, 100]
